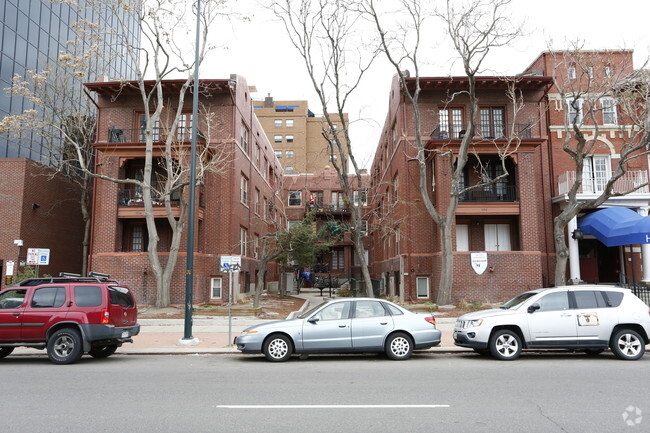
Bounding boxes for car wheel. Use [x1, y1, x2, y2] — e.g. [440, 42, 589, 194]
[263, 334, 293, 362]
[489, 329, 522, 361]
[0, 347, 15, 359]
[610, 329, 645, 361]
[47, 328, 84, 365]
[584, 348, 604, 356]
[385, 332, 413, 360]
[89, 344, 119, 359]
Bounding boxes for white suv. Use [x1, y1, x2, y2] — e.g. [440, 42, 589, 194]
[453, 285, 650, 360]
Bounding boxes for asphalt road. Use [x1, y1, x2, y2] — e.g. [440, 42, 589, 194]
[1, 352, 647, 433]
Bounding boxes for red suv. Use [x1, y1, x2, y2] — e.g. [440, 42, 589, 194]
[0, 272, 140, 364]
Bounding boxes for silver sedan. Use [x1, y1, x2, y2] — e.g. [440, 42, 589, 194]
[235, 298, 441, 361]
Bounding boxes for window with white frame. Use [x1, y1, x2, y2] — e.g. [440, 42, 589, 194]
[456, 224, 469, 251]
[416, 277, 429, 298]
[353, 190, 367, 206]
[274, 135, 282, 143]
[285, 166, 294, 174]
[286, 135, 294, 143]
[288, 191, 302, 206]
[604, 66, 611, 78]
[254, 188, 260, 214]
[330, 154, 337, 162]
[240, 121, 249, 152]
[331, 191, 345, 209]
[177, 114, 192, 141]
[286, 119, 294, 127]
[582, 155, 611, 193]
[601, 97, 618, 125]
[274, 150, 282, 158]
[253, 234, 259, 259]
[274, 119, 283, 127]
[285, 150, 294, 158]
[587, 66, 594, 78]
[240, 174, 248, 204]
[568, 66, 577, 79]
[210, 277, 222, 299]
[240, 227, 248, 256]
[360, 220, 368, 236]
[484, 224, 511, 251]
[565, 97, 583, 124]
[438, 107, 464, 138]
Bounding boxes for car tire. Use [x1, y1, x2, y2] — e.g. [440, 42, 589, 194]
[385, 332, 414, 360]
[0, 347, 15, 359]
[489, 329, 522, 361]
[584, 348, 604, 356]
[47, 328, 84, 365]
[263, 334, 293, 362]
[610, 329, 645, 361]
[89, 344, 119, 359]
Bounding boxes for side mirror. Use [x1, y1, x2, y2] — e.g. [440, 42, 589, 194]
[527, 303, 540, 314]
[308, 317, 320, 324]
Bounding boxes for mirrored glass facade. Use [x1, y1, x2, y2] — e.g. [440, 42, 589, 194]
[0, 0, 140, 162]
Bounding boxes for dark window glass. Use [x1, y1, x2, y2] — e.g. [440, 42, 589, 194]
[537, 291, 570, 312]
[74, 286, 103, 307]
[17, 11, 29, 39]
[384, 302, 403, 316]
[0, 289, 27, 309]
[574, 291, 599, 309]
[604, 291, 624, 308]
[2, 29, 16, 58]
[5, 3, 18, 30]
[108, 286, 135, 308]
[31, 287, 66, 308]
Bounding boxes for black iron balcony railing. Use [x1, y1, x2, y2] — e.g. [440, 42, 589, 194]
[459, 184, 517, 202]
[107, 127, 195, 143]
[312, 203, 351, 213]
[430, 123, 534, 140]
[118, 188, 180, 207]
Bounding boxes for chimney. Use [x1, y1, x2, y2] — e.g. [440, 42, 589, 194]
[264, 93, 274, 108]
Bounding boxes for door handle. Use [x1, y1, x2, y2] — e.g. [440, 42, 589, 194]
[380, 322, 388, 325]
[12, 313, 20, 317]
[560, 313, 573, 317]
[338, 324, 347, 328]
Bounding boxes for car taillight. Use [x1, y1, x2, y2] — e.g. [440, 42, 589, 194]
[101, 310, 110, 324]
[425, 316, 436, 325]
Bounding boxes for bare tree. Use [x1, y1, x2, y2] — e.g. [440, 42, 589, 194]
[548, 47, 650, 285]
[271, 0, 377, 296]
[2, 0, 232, 307]
[363, 0, 522, 304]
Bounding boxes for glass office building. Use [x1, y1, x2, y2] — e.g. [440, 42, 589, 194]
[0, 0, 141, 162]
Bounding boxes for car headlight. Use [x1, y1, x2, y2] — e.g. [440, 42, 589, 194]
[466, 319, 483, 328]
[241, 330, 258, 335]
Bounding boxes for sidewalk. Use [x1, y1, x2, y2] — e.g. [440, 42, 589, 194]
[13, 290, 466, 357]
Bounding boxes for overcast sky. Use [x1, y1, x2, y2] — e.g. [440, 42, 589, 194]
[199, 0, 650, 168]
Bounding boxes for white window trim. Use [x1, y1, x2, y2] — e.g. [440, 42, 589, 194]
[240, 175, 248, 205]
[288, 191, 302, 207]
[565, 97, 583, 125]
[210, 277, 222, 299]
[416, 277, 430, 299]
[240, 227, 247, 256]
[456, 224, 469, 252]
[601, 97, 618, 125]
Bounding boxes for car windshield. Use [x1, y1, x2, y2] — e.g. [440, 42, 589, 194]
[500, 292, 537, 309]
[297, 301, 328, 319]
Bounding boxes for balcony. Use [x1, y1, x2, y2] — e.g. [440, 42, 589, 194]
[312, 203, 351, 214]
[557, 171, 649, 195]
[117, 188, 204, 219]
[104, 127, 197, 143]
[459, 185, 517, 202]
[430, 123, 535, 140]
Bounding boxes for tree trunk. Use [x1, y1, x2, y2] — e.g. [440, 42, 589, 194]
[553, 219, 569, 287]
[436, 222, 454, 305]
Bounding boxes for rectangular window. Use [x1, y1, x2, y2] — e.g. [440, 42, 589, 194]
[456, 224, 469, 252]
[479, 107, 505, 139]
[139, 114, 161, 142]
[416, 277, 429, 298]
[254, 188, 260, 214]
[288, 220, 301, 229]
[285, 150, 294, 158]
[274, 150, 282, 158]
[132, 224, 144, 252]
[568, 66, 577, 79]
[263, 197, 268, 219]
[330, 154, 337, 162]
[285, 166, 294, 174]
[274, 135, 282, 143]
[353, 190, 367, 206]
[286, 135, 294, 143]
[393, 175, 399, 204]
[604, 66, 611, 78]
[240, 121, 249, 152]
[331, 191, 345, 209]
[177, 113, 192, 141]
[360, 220, 368, 236]
[484, 224, 511, 251]
[240, 227, 248, 256]
[439, 108, 464, 139]
[210, 277, 222, 299]
[566, 98, 583, 124]
[253, 235, 259, 259]
[286, 119, 294, 127]
[601, 97, 617, 125]
[274, 119, 283, 127]
[331, 249, 345, 270]
[582, 155, 611, 193]
[240, 175, 249, 204]
[288, 191, 302, 206]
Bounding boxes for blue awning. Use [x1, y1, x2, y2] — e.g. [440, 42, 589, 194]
[578, 207, 650, 247]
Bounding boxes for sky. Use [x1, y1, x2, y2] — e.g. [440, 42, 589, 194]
[198, 0, 650, 169]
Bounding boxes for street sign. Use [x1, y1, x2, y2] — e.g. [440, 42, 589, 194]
[220, 255, 242, 273]
[27, 248, 39, 265]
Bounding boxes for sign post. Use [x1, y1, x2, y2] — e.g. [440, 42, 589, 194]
[221, 255, 241, 344]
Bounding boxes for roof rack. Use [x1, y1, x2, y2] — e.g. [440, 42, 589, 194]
[15, 272, 118, 286]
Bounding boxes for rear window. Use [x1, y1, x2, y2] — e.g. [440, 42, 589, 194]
[108, 286, 135, 308]
[573, 291, 605, 309]
[74, 286, 103, 307]
[603, 291, 624, 308]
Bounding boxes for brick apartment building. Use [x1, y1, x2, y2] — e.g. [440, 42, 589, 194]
[368, 73, 555, 303]
[254, 96, 347, 174]
[0, 159, 84, 288]
[282, 166, 370, 291]
[525, 50, 650, 286]
[85, 76, 283, 305]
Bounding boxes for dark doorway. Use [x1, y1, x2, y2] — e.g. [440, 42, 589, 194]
[579, 239, 620, 284]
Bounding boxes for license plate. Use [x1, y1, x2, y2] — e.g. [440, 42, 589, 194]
[121, 331, 129, 338]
